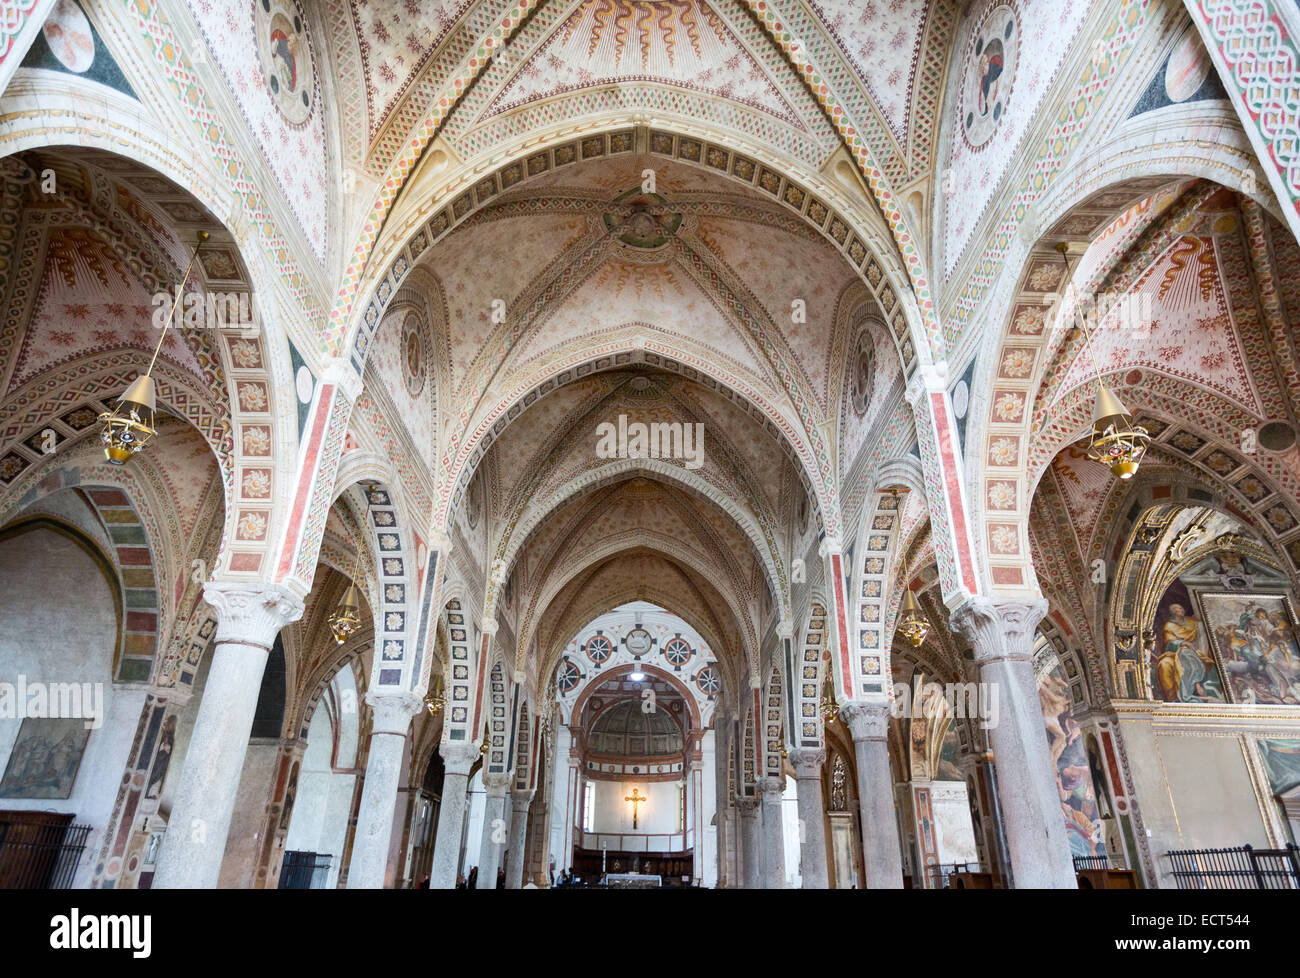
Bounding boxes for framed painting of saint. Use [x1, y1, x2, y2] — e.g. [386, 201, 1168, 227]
[0, 718, 92, 799]
[1198, 592, 1300, 705]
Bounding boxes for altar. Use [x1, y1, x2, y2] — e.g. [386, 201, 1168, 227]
[605, 873, 662, 889]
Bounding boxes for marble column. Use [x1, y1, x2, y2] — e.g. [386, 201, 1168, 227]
[788, 748, 829, 888]
[952, 597, 1076, 888]
[697, 730, 719, 887]
[736, 795, 761, 889]
[429, 742, 480, 888]
[346, 692, 422, 888]
[840, 699, 904, 888]
[153, 583, 302, 889]
[505, 789, 534, 889]
[477, 771, 510, 887]
[759, 777, 787, 888]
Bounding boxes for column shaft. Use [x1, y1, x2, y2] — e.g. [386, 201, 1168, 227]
[506, 791, 533, 888]
[737, 796, 761, 889]
[842, 700, 904, 888]
[789, 749, 829, 888]
[346, 693, 421, 888]
[759, 778, 786, 888]
[430, 743, 478, 888]
[953, 598, 1076, 888]
[153, 584, 301, 889]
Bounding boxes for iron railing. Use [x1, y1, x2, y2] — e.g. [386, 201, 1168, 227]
[1166, 844, 1300, 889]
[279, 850, 333, 889]
[0, 815, 91, 889]
[1073, 854, 1111, 871]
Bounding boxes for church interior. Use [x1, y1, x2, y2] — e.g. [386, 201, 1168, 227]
[0, 0, 1299, 892]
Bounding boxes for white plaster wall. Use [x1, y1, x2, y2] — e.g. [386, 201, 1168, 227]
[0, 527, 143, 888]
[930, 780, 979, 865]
[283, 694, 358, 889]
[590, 779, 679, 834]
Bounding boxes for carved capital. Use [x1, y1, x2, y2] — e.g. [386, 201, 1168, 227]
[426, 527, 453, 555]
[441, 740, 483, 776]
[511, 789, 535, 805]
[320, 357, 363, 403]
[480, 617, 499, 637]
[203, 582, 303, 649]
[483, 771, 511, 795]
[839, 699, 890, 742]
[787, 747, 826, 779]
[759, 776, 785, 799]
[776, 620, 794, 641]
[950, 596, 1048, 665]
[818, 536, 842, 560]
[734, 795, 760, 815]
[365, 690, 423, 734]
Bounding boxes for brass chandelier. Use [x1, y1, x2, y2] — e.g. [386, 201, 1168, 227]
[1054, 242, 1150, 480]
[328, 548, 364, 645]
[896, 585, 931, 648]
[98, 231, 208, 464]
[424, 675, 445, 716]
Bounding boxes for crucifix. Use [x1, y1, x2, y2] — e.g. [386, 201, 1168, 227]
[625, 788, 647, 829]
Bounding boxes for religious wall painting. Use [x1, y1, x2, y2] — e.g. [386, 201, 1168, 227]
[850, 328, 875, 417]
[936, 728, 962, 782]
[1036, 653, 1103, 857]
[256, 0, 315, 126]
[961, 3, 1019, 151]
[1200, 592, 1300, 705]
[401, 312, 426, 398]
[1151, 579, 1227, 704]
[1256, 738, 1300, 797]
[1086, 734, 1113, 821]
[0, 718, 92, 799]
[144, 714, 177, 801]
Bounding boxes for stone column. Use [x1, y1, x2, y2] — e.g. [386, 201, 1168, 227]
[736, 795, 761, 889]
[759, 777, 786, 888]
[697, 729, 719, 887]
[788, 748, 829, 888]
[346, 692, 422, 888]
[477, 771, 510, 887]
[429, 742, 480, 888]
[840, 699, 904, 888]
[951, 597, 1076, 888]
[153, 583, 302, 889]
[505, 789, 534, 888]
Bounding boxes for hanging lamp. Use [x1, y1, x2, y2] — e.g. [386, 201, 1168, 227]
[1054, 242, 1150, 479]
[98, 231, 209, 464]
[328, 548, 364, 645]
[896, 585, 931, 648]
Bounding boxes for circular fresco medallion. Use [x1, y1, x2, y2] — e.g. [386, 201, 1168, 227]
[400, 313, 425, 397]
[585, 634, 613, 664]
[256, 0, 314, 126]
[43, 0, 95, 73]
[663, 637, 692, 667]
[626, 627, 653, 656]
[961, 3, 1019, 151]
[1164, 26, 1210, 103]
[851, 328, 875, 417]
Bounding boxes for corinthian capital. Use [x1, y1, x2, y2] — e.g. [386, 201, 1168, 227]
[734, 795, 760, 815]
[839, 699, 890, 741]
[203, 582, 304, 649]
[365, 690, 423, 734]
[950, 596, 1048, 664]
[440, 740, 483, 776]
[787, 748, 826, 779]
